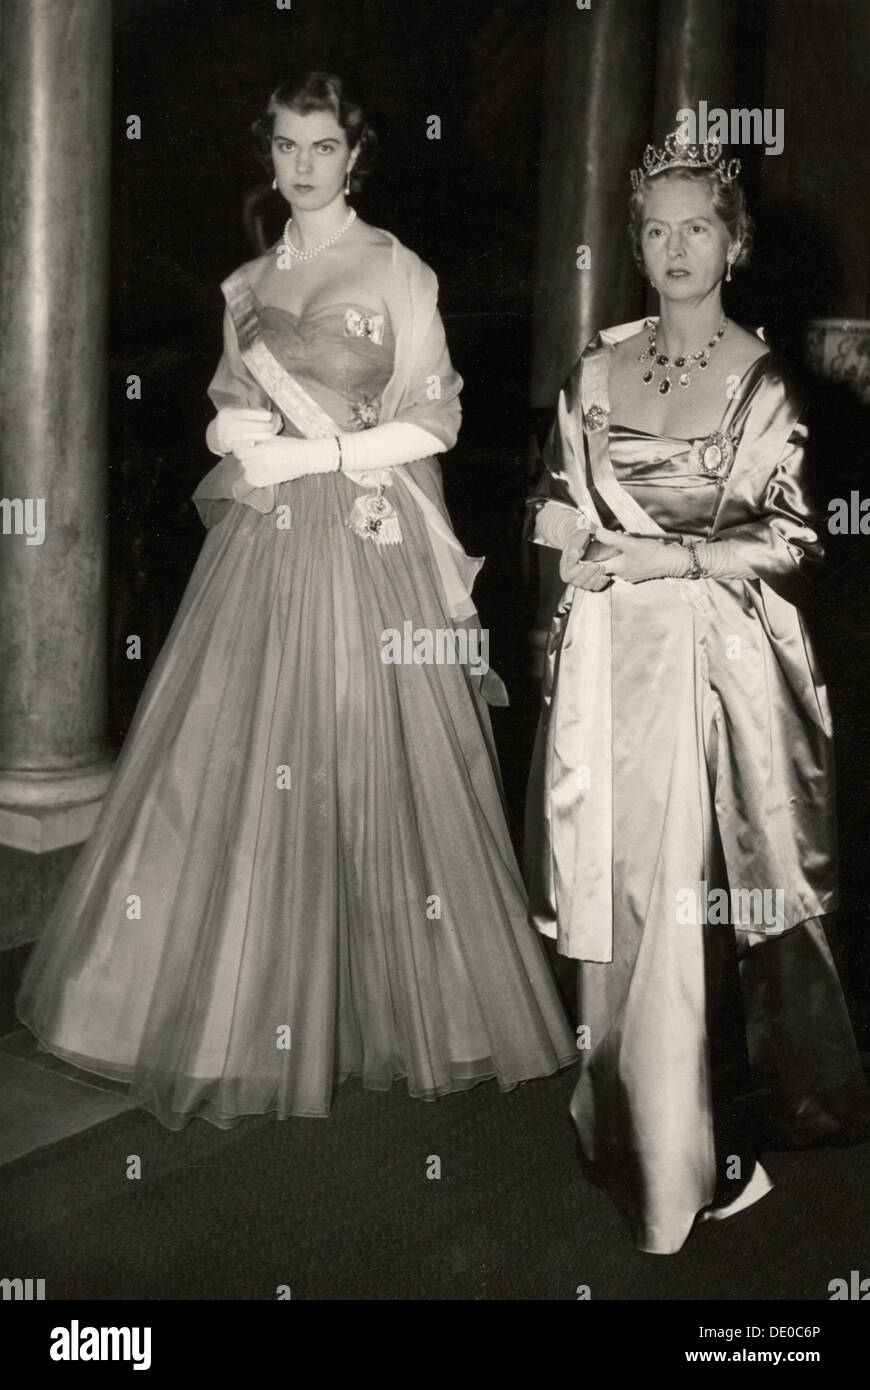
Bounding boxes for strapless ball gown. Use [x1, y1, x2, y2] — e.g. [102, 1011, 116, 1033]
[17, 295, 576, 1128]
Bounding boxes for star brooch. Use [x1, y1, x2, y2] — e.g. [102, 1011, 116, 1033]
[349, 394, 381, 430]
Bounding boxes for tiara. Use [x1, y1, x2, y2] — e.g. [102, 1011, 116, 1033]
[630, 130, 741, 191]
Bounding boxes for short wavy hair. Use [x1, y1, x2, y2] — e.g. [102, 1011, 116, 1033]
[628, 167, 754, 275]
[251, 71, 377, 194]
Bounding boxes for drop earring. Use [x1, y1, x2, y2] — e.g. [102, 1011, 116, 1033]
[272, 176, 278, 191]
[345, 153, 358, 198]
[726, 261, 732, 282]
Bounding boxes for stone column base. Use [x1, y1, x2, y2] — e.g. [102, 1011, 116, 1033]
[0, 759, 115, 854]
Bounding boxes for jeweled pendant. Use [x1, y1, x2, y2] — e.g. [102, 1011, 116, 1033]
[656, 354, 668, 366]
[698, 356, 709, 369]
[678, 372, 691, 387]
[642, 370, 654, 385]
[658, 378, 671, 395]
[674, 357, 686, 367]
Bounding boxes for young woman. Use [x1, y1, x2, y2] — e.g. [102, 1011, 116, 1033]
[17, 72, 575, 1129]
[525, 132, 870, 1253]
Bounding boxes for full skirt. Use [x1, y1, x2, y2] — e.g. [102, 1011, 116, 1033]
[17, 470, 576, 1127]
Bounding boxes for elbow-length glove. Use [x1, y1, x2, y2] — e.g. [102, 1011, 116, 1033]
[212, 419, 446, 488]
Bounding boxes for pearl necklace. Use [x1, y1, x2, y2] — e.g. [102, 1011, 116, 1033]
[282, 207, 356, 262]
[638, 317, 727, 394]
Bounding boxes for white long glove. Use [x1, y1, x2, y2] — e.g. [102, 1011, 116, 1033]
[232, 421, 446, 488]
[595, 526, 761, 583]
[533, 501, 593, 551]
[531, 502, 618, 590]
[691, 539, 759, 580]
[206, 407, 281, 455]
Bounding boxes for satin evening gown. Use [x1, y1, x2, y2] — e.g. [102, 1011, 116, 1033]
[572, 424, 868, 1253]
[17, 298, 576, 1128]
[527, 337, 870, 1252]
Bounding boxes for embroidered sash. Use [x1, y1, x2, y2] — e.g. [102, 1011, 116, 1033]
[221, 269, 403, 542]
[225, 269, 343, 438]
[204, 267, 483, 621]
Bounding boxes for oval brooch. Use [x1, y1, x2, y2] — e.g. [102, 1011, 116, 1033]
[688, 430, 736, 478]
[585, 404, 608, 432]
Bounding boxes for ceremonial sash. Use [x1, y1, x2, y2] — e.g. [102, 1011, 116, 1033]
[197, 266, 484, 624]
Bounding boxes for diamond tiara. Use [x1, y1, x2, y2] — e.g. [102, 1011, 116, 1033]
[630, 130, 741, 191]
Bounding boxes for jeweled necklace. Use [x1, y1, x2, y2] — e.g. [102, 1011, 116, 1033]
[282, 206, 356, 262]
[638, 317, 727, 394]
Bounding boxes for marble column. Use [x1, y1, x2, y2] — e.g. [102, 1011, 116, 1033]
[530, 0, 655, 408]
[0, 0, 114, 859]
[528, 0, 654, 668]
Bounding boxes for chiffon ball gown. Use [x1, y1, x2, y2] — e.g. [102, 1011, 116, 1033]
[17, 231, 576, 1129]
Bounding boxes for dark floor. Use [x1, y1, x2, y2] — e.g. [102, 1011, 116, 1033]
[3, 556, 869, 1300]
[3, 690, 870, 1300]
[1, 1037, 869, 1300]
[0, 1029, 135, 1166]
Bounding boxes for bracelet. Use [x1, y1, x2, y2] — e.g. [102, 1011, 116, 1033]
[335, 436, 343, 472]
[685, 539, 704, 580]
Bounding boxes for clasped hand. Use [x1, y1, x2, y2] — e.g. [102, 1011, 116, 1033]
[212, 407, 313, 488]
[214, 406, 281, 453]
[561, 525, 687, 588]
[559, 530, 613, 590]
[235, 435, 314, 488]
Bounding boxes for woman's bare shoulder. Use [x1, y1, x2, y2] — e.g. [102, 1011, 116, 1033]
[349, 219, 394, 251]
[727, 320, 770, 367]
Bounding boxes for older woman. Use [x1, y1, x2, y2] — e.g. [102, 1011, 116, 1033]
[18, 71, 575, 1129]
[525, 132, 869, 1253]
